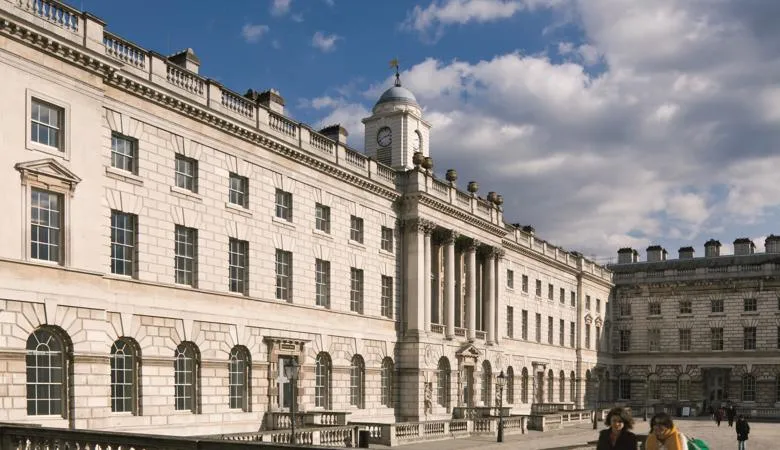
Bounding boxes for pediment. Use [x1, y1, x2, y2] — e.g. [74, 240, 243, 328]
[455, 342, 481, 358]
[15, 158, 81, 191]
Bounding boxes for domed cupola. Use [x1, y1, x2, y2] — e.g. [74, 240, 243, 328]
[372, 67, 419, 113]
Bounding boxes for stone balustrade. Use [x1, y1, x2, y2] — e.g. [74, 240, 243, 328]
[266, 411, 350, 430]
[350, 417, 527, 446]
[217, 425, 356, 447]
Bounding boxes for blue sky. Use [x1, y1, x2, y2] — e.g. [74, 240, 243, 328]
[76, 0, 780, 263]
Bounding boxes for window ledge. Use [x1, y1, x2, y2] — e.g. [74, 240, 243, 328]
[27, 140, 68, 159]
[170, 185, 202, 201]
[105, 166, 143, 186]
[741, 312, 760, 316]
[348, 240, 366, 249]
[379, 248, 394, 257]
[272, 216, 296, 229]
[225, 202, 252, 217]
[312, 228, 333, 239]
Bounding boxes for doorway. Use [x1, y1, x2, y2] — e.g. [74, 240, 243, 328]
[463, 366, 474, 407]
[278, 356, 297, 410]
[536, 371, 545, 403]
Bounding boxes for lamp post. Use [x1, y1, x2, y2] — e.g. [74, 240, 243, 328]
[496, 370, 506, 443]
[284, 359, 300, 445]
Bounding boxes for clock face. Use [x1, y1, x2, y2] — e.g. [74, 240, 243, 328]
[377, 127, 392, 147]
[412, 131, 421, 152]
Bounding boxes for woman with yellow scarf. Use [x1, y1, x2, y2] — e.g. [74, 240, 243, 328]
[646, 412, 685, 450]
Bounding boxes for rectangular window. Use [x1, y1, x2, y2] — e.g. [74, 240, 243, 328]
[619, 330, 631, 352]
[560, 288, 565, 304]
[711, 327, 724, 351]
[547, 316, 553, 344]
[381, 226, 394, 252]
[777, 327, 780, 349]
[275, 189, 293, 221]
[111, 133, 137, 174]
[648, 302, 661, 316]
[228, 239, 248, 295]
[570, 322, 575, 347]
[174, 226, 197, 287]
[595, 326, 601, 350]
[350, 268, 364, 313]
[744, 298, 757, 312]
[559, 319, 564, 346]
[571, 291, 576, 307]
[744, 327, 757, 350]
[381, 276, 393, 318]
[548, 284, 554, 300]
[350, 216, 364, 243]
[31, 99, 63, 149]
[678, 378, 690, 400]
[506, 270, 514, 289]
[648, 328, 660, 351]
[535, 313, 541, 342]
[315, 259, 330, 307]
[585, 324, 591, 349]
[30, 189, 63, 263]
[521, 310, 528, 340]
[315, 203, 330, 233]
[679, 329, 691, 351]
[506, 306, 514, 338]
[620, 301, 632, 317]
[110, 211, 137, 276]
[711, 298, 724, 313]
[275, 249, 292, 301]
[586, 295, 591, 310]
[535, 280, 542, 297]
[596, 298, 601, 313]
[619, 378, 631, 400]
[679, 299, 692, 314]
[521, 275, 528, 293]
[229, 173, 248, 208]
[174, 154, 197, 192]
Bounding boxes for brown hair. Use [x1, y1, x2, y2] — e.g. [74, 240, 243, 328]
[604, 407, 635, 430]
[650, 412, 674, 429]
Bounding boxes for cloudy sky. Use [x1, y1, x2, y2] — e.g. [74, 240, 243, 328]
[86, 0, 780, 262]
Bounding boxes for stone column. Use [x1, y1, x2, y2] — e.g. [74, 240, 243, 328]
[423, 226, 433, 333]
[484, 247, 496, 345]
[494, 249, 505, 345]
[405, 218, 434, 336]
[443, 230, 458, 339]
[466, 239, 479, 341]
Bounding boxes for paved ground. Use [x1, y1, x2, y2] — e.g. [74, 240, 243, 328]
[371, 418, 780, 449]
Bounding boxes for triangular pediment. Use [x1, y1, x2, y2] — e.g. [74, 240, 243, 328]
[455, 342, 481, 358]
[15, 158, 82, 184]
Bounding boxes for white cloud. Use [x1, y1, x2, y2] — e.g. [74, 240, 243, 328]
[311, 31, 341, 52]
[311, 0, 780, 258]
[241, 24, 269, 43]
[271, 0, 292, 16]
[291, 13, 304, 23]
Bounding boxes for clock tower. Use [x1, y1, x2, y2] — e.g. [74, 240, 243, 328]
[362, 64, 432, 170]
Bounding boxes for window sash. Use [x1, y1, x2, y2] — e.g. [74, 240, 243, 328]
[30, 189, 62, 263]
[315, 259, 331, 307]
[350, 216, 364, 243]
[174, 226, 197, 286]
[31, 100, 61, 148]
[315, 204, 330, 233]
[350, 268, 364, 313]
[228, 239, 248, 294]
[275, 190, 293, 221]
[228, 349, 248, 410]
[381, 276, 393, 318]
[111, 211, 136, 276]
[228, 174, 248, 207]
[275, 250, 293, 301]
[381, 227, 393, 252]
[110, 340, 136, 413]
[111, 134, 136, 173]
[175, 156, 197, 192]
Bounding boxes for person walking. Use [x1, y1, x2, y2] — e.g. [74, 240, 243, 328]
[646, 412, 685, 450]
[736, 415, 750, 450]
[727, 404, 736, 427]
[715, 407, 723, 427]
[596, 407, 638, 450]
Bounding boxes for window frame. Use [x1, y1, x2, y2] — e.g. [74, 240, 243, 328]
[27, 91, 70, 159]
[349, 355, 366, 409]
[314, 203, 331, 234]
[110, 338, 140, 414]
[381, 275, 393, 318]
[174, 342, 200, 413]
[275, 188, 293, 222]
[26, 327, 72, 418]
[110, 133, 138, 174]
[380, 226, 394, 252]
[174, 225, 198, 287]
[381, 357, 394, 407]
[228, 173, 249, 208]
[228, 346, 250, 411]
[30, 188, 64, 265]
[350, 267, 364, 314]
[228, 238, 249, 295]
[315, 259, 331, 308]
[174, 154, 198, 193]
[110, 210, 138, 277]
[275, 249, 293, 302]
[350, 215, 364, 244]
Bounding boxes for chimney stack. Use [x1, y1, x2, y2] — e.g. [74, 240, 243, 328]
[766, 235, 780, 253]
[617, 247, 639, 264]
[319, 124, 349, 144]
[168, 48, 201, 74]
[733, 238, 755, 256]
[245, 89, 285, 114]
[678, 246, 695, 259]
[646, 245, 667, 263]
[704, 239, 721, 257]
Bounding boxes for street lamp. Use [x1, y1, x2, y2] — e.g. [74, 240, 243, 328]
[496, 370, 506, 443]
[284, 359, 300, 445]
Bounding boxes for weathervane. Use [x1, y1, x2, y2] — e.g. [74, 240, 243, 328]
[389, 58, 401, 87]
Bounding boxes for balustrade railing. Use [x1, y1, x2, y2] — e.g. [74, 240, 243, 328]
[475, 330, 486, 340]
[455, 327, 466, 337]
[19, 0, 80, 32]
[221, 89, 255, 119]
[166, 63, 205, 96]
[431, 179, 448, 194]
[431, 323, 444, 334]
[377, 163, 395, 182]
[456, 190, 471, 205]
[103, 32, 147, 69]
[345, 149, 367, 169]
[269, 112, 298, 138]
[310, 132, 335, 155]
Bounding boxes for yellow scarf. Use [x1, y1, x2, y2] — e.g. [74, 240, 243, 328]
[646, 425, 684, 450]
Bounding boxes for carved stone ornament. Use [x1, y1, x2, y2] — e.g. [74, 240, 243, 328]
[467, 181, 479, 194]
[422, 156, 434, 170]
[441, 229, 459, 245]
[412, 151, 425, 166]
[446, 168, 458, 183]
[487, 191, 498, 203]
[495, 194, 504, 206]
[404, 217, 436, 234]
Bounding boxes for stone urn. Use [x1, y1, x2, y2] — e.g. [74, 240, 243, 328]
[467, 181, 479, 194]
[495, 194, 504, 207]
[412, 151, 424, 167]
[422, 156, 434, 171]
[487, 191, 498, 203]
[446, 169, 458, 183]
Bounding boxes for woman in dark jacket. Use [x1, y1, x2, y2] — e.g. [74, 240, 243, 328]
[596, 407, 638, 450]
[736, 415, 750, 450]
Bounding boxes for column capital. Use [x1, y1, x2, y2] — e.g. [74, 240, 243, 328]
[402, 217, 437, 234]
[439, 229, 459, 245]
[457, 236, 481, 252]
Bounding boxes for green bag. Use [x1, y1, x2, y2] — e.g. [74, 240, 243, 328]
[687, 437, 710, 450]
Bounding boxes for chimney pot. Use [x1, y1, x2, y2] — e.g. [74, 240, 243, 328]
[168, 48, 201, 74]
[678, 246, 695, 259]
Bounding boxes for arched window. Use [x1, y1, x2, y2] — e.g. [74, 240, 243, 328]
[381, 357, 394, 407]
[26, 327, 71, 417]
[570, 371, 576, 403]
[228, 346, 250, 411]
[647, 374, 660, 400]
[481, 360, 492, 406]
[174, 342, 200, 413]
[315, 352, 332, 409]
[110, 338, 140, 414]
[548, 370, 554, 402]
[505, 366, 514, 404]
[559, 371, 566, 402]
[521, 368, 529, 403]
[437, 357, 451, 408]
[742, 374, 756, 402]
[678, 374, 691, 400]
[350, 355, 365, 409]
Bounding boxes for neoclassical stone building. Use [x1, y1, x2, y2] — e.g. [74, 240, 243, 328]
[0, 0, 613, 435]
[609, 239, 780, 415]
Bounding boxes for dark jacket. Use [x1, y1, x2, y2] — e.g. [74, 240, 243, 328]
[736, 419, 750, 441]
[597, 428, 638, 450]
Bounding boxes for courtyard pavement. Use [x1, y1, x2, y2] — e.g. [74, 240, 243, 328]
[371, 418, 780, 449]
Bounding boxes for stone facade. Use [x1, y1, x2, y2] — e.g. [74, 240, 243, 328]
[609, 240, 780, 415]
[0, 0, 612, 435]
